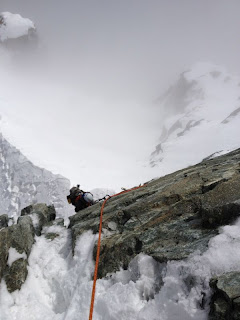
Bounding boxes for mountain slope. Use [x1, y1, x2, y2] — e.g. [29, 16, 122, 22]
[150, 62, 240, 171]
[1, 148, 240, 320]
[0, 133, 71, 219]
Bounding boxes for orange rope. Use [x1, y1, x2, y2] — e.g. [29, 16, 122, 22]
[88, 185, 146, 320]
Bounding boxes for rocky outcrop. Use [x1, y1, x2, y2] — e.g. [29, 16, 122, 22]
[69, 148, 240, 278]
[0, 214, 34, 292]
[209, 272, 240, 320]
[4, 259, 28, 293]
[21, 203, 56, 236]
[0, 203, 57, 292]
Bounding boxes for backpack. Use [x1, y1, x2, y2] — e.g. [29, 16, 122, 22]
[67, 185, 94, 210]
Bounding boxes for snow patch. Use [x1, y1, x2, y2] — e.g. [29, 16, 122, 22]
[7, 247, 27, 267]
[90, 188, 116, 201]
[0, 12, 35, 42]
[185, 62, 227, 81]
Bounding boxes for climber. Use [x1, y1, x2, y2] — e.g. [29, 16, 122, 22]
[67, 184, 94, 212]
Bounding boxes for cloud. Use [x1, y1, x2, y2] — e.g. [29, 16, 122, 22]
[1, 0, 240, 189]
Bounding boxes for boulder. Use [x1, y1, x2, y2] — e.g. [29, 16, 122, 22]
[4, 258, 28, 293]
[8, 215, 35, 256]
[209, 272, 240, 320]
[0, 214, 8, 228]
[21, 203, 56, 236]
[0, 214, 35, 291]
[0, 203, 59, 292]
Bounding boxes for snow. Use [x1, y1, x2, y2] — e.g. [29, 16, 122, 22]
[1, 217, 240, 319]
[90, 188, 116, 201]
[150, 62, 240, 173]
[7, 247, 27, 267]
[184, 62, 227, 81]
[0, 12, 35, 42]
[29, 213, 40, 229]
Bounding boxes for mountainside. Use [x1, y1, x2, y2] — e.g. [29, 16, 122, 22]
[150, 62, 240, 172]
[0, 132, 71, 219]
[1, 148, 240, 320]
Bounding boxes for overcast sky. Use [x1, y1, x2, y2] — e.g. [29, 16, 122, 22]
[1, 0, 240, 191]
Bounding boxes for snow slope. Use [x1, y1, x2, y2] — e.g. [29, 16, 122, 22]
[1, 218, 240, 319]
[150, 62, 240, 173]
[0, 132, 71, 220]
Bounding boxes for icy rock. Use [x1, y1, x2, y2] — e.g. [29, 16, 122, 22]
[0, 215, 35, 292]
[21, 203, 56, 236]
[8, 216, 35, 256]
[0, 203, 63, 292]
[107, 221, 117, 231]
[4, 258, 28, 293]
[0, 214, 8, 228]
[209, 271, 240, 320]
[44, 233, 59, 241]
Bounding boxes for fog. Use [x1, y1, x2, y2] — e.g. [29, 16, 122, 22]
[0, 0, 240, 190]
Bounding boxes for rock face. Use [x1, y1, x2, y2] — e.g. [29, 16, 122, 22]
[21, 203, 56, 236]
[69, 148, 240, 279]
[209, 272, 240, 320]
[0, 204, 57, 292]
[0, 133, 71, 219]
[0, 214, 8, 228]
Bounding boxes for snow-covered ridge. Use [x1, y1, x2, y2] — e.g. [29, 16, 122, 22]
[0, 12, 35, 42]
[150, 62, 240, 169]
[0, 132, 71, 220]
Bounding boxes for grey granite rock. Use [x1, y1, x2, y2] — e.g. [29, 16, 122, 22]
[209, 272, 240, 320]
[4, 258, 28, 293]
[21, 203, 56, 236]
[69, 148, 240, 278]
[0, 214, 8, 228]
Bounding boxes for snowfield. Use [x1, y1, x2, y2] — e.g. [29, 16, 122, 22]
[1, 217, 240, 320]
[150, 62, 240, 174]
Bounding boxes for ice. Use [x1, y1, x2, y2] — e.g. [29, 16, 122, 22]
[1, 216, 240, 319]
